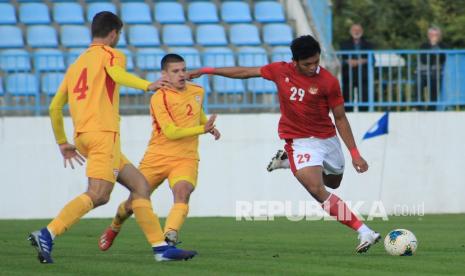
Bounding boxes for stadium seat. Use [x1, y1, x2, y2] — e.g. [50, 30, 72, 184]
[61, 25, 91, 48]
[271, 46, 292, 62]
[0, 3, 16, 24]
[202, 47, 235, 67]
[0, 26, 24, 48]
[163, 25, 194, 46]
[188, 2, 219, 24]
[136, 48, 165, 70]
[0, 49, 31, 72]
[254, 1, 285, 23]
[128, 25, 160, 47]
[117, 48, 134, 71]
[229, 24, 261, 46]
[34, 49, 66, 72]
[191, 75, 211, 94]
[27, 26, 58, 48]
[247, 78, 276, 94]
[66, 48, 86, 66]
[155, 2, 185, 24]
[6, 73, 39, 96]
[263, 23, 293, 46]
[169, 47, 201, 69]
[121, 2, 151, 24]
[237, 47, 268, 67]
[196, 24, 227, 46]
[41, 72, 65, 96]
[221, 2, 252, 23]
[87, 2, 117, 22]
[19, 3, 51, 24]
[213, 76, 245, 94]
[53, 3, 85, 24]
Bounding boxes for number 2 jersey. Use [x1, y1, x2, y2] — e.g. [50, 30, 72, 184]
[57, 43, 125, 134]
[260, 62, 344, 139]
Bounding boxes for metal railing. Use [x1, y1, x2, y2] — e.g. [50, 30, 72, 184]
[337, 49, 465, 111]
[0, 49, 464, 116]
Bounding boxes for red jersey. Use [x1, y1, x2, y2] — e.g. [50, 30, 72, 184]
[260, 62, 344, 139]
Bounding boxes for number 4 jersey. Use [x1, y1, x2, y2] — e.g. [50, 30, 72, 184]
[260, 62, 344, 139]
[58, 43, 126, 134]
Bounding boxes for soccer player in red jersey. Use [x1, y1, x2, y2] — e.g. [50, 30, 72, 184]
[188, 35, 380, 253]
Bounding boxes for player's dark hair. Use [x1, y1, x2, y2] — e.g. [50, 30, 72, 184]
[161, 54, 185, 70]
[91, 11, 123, 39]
[290, 35, 321, 61]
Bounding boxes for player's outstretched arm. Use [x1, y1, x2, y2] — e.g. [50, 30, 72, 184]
[106, 65, 160, 92]
[331, 105, 368, 173]
[188, 67, 261, 80]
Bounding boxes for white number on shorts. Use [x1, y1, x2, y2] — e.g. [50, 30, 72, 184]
[290, 87, 305, 101]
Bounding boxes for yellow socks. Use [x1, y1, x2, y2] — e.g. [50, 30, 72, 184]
[132, 198, 165, 245]
[110, 201, 132, 232]
[47, 194, 94, 237]
[164, 203, 189, 234]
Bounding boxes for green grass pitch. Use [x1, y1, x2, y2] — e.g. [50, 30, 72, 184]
[1, 215, 465, 275]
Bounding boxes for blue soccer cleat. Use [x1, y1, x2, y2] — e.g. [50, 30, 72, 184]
[28, 228, 54, 264]
[153, 245, 197, 261]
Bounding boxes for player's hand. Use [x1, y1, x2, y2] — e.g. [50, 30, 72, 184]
[204, 114, 217, 133]
[209, 128, 221, 140]
[58, 143, 85, 169]
[148, 77, 172, 91]
[187, 70, 202, 80]
[352, 156, 368, 173]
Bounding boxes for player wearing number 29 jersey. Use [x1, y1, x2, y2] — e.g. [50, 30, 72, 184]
[189, 35, 381, 254]
[260, 62, 344, 139]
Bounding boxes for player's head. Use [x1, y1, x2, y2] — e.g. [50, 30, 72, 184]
[91, 11, 123, 47]
[290, 35, 321, 77]
[161, 54, 187, 90]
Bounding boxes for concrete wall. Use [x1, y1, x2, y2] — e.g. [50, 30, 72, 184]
[1, 112, 464, 219]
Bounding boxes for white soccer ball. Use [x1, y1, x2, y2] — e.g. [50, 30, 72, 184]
[384, 229, 418, 256]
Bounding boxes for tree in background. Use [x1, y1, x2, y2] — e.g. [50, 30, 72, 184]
[333, 0, 465, 49]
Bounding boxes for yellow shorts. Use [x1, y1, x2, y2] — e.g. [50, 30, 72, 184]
[74, 131, 131, 183]
[139, 152, 199, 191]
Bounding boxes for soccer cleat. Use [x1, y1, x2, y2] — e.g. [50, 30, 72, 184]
[98, 227, 119, 251]
[28, 228, 54, 264]
[266, 150, 289, 172]
[165, 230, 178, 246]
[153, 245, 197, 261]
[356, 231, 381, 253]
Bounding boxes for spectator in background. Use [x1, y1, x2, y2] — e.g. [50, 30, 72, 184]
[419, 26, 447, 111]
[340, 23, 374, 112]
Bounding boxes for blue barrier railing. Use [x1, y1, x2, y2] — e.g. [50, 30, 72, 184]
[0, 49, 464, 115]
[336, 49, 465, 111]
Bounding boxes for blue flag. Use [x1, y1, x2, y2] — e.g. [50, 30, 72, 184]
[363, 112, 389, 140]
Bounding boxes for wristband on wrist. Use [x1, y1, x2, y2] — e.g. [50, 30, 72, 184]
[349, 147, 361, 159]
[199, 67, 215, 74]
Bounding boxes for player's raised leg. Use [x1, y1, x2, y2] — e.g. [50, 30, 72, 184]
[294, 166, 380, 253]
[267, 150, 290, 172]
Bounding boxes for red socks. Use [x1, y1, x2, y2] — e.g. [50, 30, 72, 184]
[322, 193, 362, 231]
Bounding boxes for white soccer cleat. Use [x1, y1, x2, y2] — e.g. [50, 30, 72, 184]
[356, 231, 381, 253]
[266, 150, 290, 172]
